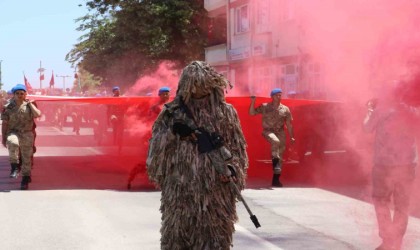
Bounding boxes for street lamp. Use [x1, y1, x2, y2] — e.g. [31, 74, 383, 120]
[56, 74, 71, 91]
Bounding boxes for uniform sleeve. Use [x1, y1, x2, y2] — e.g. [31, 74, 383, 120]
[254, 104, 265, 114]
[286, 106, 293, 121]
[1, 106, 9, 121]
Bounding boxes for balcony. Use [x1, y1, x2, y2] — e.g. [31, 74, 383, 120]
[205, 44, 228, 66]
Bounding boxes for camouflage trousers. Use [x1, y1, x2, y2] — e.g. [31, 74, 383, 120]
[263, 131, 286, 174]
[6, 131, 34, 176]
[372, 164, 415, 245]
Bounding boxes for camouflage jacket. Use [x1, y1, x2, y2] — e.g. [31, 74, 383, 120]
[255, 102, 293, 133]
[1, 99, 36, 134]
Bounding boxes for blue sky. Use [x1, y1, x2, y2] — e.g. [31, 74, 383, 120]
[0, 0, 86, 91]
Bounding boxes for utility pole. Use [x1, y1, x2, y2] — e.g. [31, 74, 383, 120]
[37, 61, 46, 90]
[0, 60, 3, 90]
[56, 74, 71, 91]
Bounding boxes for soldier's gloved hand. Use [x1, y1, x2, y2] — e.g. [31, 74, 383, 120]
[173, 122, 194, 137]
[220, 164, 237, 183]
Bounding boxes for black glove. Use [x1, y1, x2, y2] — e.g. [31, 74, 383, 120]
[172, 122, 194, 137]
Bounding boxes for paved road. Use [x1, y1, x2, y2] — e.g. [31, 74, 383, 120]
[0, 124, 419, 249]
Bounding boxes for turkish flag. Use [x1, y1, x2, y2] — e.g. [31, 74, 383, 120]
[40, 74, 44, 80]
[49, 71, 55, 87]
[24, 75, 34, 93]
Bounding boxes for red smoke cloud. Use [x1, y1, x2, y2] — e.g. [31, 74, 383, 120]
[128, 61, 180, 96]
[296, 0, 420, 102]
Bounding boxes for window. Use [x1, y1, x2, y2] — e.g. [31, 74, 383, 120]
[235, 5, 250, 33]
[255, 66, 273, 95]
[282, 64, 296, 75]
[281, 64, 298, 95]
[280, 0, 295, 22]
[256, 0, 269, 33]
[307, 62, 324, 98]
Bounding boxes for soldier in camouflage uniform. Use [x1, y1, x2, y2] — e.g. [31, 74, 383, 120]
[149, 86, 171, 116]
[249, 88, 295, 187]
[364, 84, 420, 250]
[147, 61, 248, 250]
[127, 86, 171, 189]
[1, 84, 41, 190]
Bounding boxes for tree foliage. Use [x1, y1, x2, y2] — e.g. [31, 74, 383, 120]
[66, 0, 209, 88]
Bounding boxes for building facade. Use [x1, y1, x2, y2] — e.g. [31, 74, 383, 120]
[204, 0, 326, 99]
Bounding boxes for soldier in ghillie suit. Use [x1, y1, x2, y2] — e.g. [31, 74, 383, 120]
[249, 88, 295, 187]
[146, 61, 248, 249]
[1, 84, 41, 190]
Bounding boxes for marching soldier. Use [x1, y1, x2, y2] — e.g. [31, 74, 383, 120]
[1, 84, 41, 190]
[249, 88, 295, 187]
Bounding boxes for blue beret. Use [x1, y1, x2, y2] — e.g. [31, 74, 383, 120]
[112, 86, 120, 91]
[158, 86, 170, 95]
[13, 84, 27, 93]
[270, 88, 282, 96]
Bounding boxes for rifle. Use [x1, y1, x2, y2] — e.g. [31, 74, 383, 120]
[226, 165, 261, 228]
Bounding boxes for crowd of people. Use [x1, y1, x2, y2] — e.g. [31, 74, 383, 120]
[0, 83, 172, 190]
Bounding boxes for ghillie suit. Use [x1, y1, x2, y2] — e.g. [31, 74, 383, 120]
[147, 61, 248, 250]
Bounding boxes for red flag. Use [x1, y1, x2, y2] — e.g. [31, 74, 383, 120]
[49, 71, 55, 87]
[24, 75, 34, 93]
[40, 73, 44, 80]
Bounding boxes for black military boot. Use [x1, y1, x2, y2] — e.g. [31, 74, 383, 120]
[271, 158, 283, 187]
[21, 176, 31, 190]
[272, 158, 279, 169]
[9, 163, 20, 178]
[272, 174, 283, 187]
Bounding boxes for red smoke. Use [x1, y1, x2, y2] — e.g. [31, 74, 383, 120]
[13, 3, 420, 248]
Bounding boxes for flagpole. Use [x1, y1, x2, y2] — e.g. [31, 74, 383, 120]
[37, 60, 45, 90]
[50, 70, 54, 89]
[39, 61, 42, 89]
[23, 71, 34, 94]
[56, 74, 71, 92]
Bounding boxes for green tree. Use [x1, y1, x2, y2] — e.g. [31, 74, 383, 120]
[66, 0, 209, 89]
[73, 66, 103, 94]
